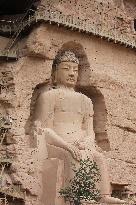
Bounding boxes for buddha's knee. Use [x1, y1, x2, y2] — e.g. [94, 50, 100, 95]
[93, 150, 106, 164]
[47, 144, 74, 167]
[46, 145, 75, 183]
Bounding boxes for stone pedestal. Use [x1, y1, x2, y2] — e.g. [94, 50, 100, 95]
[42, 158, 64, 205]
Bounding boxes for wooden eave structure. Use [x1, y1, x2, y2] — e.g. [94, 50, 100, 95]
[0, 3, 136, 60]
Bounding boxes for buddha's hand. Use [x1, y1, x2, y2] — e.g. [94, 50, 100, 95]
[67, 144, 81, 161]
[73, 140, 86, 150]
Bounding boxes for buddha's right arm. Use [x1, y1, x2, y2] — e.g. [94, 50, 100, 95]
[34, 92, 68, 149]
[44, 127, 81, 161]
[34, 92, 81, 161]
[43, 127, 69, 150]
[33, 122, 81, 161]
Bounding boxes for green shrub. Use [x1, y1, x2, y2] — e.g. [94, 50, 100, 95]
[59, 157, 101, 205]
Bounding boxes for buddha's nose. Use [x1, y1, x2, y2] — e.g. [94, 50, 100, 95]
[69, 73, 74, 77]
[69, 70, 74, 77]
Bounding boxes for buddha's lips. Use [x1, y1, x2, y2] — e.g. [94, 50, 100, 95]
[67, 78, 75, 82]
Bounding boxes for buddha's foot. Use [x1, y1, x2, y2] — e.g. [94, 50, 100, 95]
[100, 196, 126, 204]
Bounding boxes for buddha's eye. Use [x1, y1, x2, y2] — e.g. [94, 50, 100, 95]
[73, 66, 78, 72]
[63, 67, 69, 70]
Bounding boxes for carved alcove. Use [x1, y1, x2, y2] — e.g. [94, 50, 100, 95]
[25, 82, 50, 138]
[78, 86, 110, 151]
[27, 41, 110, 151]
[23, 41, 113, 205]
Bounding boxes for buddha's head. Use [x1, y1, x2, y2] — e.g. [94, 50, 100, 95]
[52, 51, 79, 88]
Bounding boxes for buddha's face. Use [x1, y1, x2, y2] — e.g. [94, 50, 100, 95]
[54, 61, 79, 87]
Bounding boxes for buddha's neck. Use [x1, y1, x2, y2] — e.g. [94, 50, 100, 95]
[54, 84, 75, 91]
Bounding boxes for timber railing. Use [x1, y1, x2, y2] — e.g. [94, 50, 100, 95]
[0, 6, 136, 60]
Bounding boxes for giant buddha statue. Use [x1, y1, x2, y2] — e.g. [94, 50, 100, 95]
[34, 51, 125, 204]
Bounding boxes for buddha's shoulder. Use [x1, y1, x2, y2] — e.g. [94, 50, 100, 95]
[39, 89, 93, 104]
[77, 92, 93, 104]
[38, 88, 57, 100]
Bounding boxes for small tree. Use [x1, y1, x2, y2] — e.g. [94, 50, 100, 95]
[59, 157, 101, 205]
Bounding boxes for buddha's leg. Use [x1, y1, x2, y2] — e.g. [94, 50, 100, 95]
[47, 144, 77, 185]
[93, 150, 126, 203]
[42, 144, 75, 205]
[93, 150, 111, 196]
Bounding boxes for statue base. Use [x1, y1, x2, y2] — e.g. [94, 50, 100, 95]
[42, 158, 64, 205]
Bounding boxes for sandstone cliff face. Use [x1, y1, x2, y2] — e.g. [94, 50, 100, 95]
[40, 0, 136, 47]
[0, 20, 136, 204]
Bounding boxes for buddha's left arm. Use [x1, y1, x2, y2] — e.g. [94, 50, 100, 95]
[82, 98, 96, 150]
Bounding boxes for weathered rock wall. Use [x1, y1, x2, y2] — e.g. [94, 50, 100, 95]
[0, 23, 136, 203]
[40, 0, 136, 47]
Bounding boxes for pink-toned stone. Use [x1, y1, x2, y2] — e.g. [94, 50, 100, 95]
[0, 4, 136, 204]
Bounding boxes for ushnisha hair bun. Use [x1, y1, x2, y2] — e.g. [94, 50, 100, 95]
[53, 51, 79, 69]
